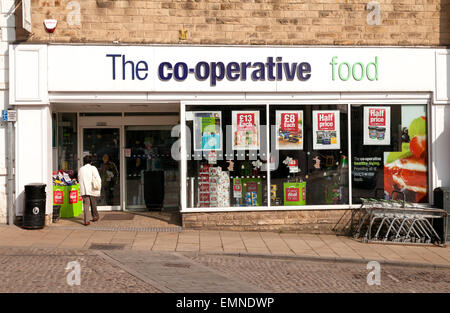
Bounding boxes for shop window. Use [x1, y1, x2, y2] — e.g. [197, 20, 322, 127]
[56, 113, 78, 176]
[269, 105, 349, 206]
[351, 104, 428, 203]
[186, 105, 268, 208]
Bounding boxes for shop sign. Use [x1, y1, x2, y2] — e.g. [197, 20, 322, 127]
[46, 46, 436, 93]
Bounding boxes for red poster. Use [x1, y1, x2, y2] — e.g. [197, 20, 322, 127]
[53, 190, 63, 204]
[246, 182, 258, 192]
[317, 113, 335, 130]
[233, 184, 242, 192]
[368, 108, 386, 126]
[236, 113, 255, 131]
[69, 190, 78, 204]
[280, 113, 299, 132]
[285, 188, 300, 202]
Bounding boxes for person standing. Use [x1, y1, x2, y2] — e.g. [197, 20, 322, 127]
[100, 153, 119, 205]
[78, 155, 102, 226]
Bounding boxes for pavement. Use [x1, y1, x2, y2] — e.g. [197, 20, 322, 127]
[1, 211, 450, 268]
[1, 211, 450, 293]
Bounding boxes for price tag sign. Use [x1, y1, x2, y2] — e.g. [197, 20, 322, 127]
[281, 113, 298, 132]
[236, 113, 255, 131]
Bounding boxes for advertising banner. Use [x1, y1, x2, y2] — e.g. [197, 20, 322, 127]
[312, 110, 340, 150]
[232, 111, 260, 150]
[193, 112, 222, 151]
[283, 182, 306, 206]
[364, 106, 391, 145]
[276, 110, 303, 150]
[384, 105, 428, 203]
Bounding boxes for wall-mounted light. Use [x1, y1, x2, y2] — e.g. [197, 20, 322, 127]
[179, 29, 188, 40]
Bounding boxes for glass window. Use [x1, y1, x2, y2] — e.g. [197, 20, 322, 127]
[269, 104, 349, 206]
[186, 105, 268, 208]
[56, 113, 78, 176]
[351, 104, 428, 203]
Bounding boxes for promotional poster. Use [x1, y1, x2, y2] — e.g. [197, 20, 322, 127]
[384, 105, 428, 203]
[232, 111, 260, 150]
[276, 110, 304, 150]
[364, 106, 391, 145]
[312, 110, 340, 150]
[193, 112, 222, 151]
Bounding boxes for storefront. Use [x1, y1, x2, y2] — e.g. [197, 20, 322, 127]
[8, 44, 450, 230]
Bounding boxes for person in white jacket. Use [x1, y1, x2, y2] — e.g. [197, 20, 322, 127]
[78, 155, 102, 226]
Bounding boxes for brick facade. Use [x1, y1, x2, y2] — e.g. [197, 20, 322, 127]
[182, 210, 353, 234]
[16, 0, 449, 46]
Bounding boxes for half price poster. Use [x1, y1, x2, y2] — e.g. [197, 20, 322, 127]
[312, 110, 340, 150]
[193, 112, 222, 151]
[363, 106, 391, 145]
[232, 111, 260, 150]
[276, 110, 303, 150]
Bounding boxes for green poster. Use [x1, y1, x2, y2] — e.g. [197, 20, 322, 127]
[283, 182, 306, 206]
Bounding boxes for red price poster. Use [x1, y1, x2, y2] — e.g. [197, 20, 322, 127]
[236, 113, 255, 131]
[276, 110, 303, 150]
[53, 190, 64, 204]
[364, 106, 391, 145]
[232, 111, 260, 150]
[312, 110, 340, 150]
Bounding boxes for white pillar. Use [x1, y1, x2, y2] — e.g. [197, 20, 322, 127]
[15, 106, 53, 216]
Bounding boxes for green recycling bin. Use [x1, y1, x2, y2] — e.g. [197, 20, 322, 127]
[52, 184, 83, 218]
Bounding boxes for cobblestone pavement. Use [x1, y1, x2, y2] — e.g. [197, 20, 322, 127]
[184, 253, 450, 293]
[1, 245, 449, 293]
[0, 247, 160, 293]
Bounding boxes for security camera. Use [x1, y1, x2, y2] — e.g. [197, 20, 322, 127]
[44, 19, 57, 33]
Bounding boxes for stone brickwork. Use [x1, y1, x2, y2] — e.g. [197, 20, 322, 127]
[182, 210, 352, 234]
[17, 0, 449, 46]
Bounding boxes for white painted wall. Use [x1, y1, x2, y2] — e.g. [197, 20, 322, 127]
[15, 107, 53, 216]
[0, 0, 15, 223]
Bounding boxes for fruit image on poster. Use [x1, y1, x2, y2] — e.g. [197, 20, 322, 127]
[384, 106, 427, 203]
[364, 106, 391, 145]
[312, 110, 340, 150]
[193, 112, 222, 151]
[276, 110, 303, 150]
[232, 111, 260, 150]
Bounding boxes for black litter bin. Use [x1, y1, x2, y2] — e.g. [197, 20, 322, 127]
[433, 187, 450, 242]
[23, 183, 47, 229]
[52, 205, 61, 223]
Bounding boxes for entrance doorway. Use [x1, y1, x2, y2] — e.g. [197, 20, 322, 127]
[82, 127, 121, 210]
[125, 126, 179, 211]
[77, 111, 180, 212]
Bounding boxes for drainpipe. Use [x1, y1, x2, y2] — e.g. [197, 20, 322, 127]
[6, 120, 15, 225]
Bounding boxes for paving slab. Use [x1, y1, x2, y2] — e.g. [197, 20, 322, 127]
[100, 250, 265, 293]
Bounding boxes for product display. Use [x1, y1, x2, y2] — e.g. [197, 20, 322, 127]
[283, 182, 306, 206]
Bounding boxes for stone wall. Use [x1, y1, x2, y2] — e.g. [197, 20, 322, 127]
[182, 209, 353, 234]
[17, 0, 449, 46]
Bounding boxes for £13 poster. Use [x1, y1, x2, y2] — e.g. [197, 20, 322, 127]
[232, 111, 260, 150]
